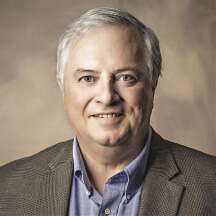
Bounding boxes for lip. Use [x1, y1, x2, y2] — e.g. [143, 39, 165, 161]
[89, 112, 123, 118]
[89, 112, 124, 127]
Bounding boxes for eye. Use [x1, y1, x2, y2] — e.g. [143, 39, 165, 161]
[79, 75, 95, 83]
[116, 74, 137, 82]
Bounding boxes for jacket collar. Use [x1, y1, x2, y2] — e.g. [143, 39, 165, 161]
[138, 130, 185, 216]
[147, 129, 180, 179]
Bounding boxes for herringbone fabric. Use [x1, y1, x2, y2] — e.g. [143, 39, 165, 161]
[0, 130, 215, 216]
[138, 133, 216, 216]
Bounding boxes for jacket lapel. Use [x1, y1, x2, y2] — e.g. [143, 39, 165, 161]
[44, 161, 73, 216]
[21, 141, 73, 216]
[138, 131, 185, 216]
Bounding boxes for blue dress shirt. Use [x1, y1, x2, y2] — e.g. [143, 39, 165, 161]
[69, 128, 152, 216]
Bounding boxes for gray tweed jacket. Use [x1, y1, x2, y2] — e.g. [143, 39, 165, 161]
[0, 131, 215, 216]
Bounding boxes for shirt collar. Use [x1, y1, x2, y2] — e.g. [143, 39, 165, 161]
[73, 137, 92, 194]
[72, 127, 152, 197]
[123, 127, 152, 197]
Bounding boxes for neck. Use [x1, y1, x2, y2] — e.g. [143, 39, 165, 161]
[76, 132, 148, 194]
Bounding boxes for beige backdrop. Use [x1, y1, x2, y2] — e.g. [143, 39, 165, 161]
[0, 0, 215, 166]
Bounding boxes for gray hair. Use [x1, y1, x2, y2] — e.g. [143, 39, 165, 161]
[57, 7, 162, 90]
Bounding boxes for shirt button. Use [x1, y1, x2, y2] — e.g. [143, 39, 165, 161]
[86, 190, 91, 196]
[126, 194, 131, 200]
[104, 208, 111, 215]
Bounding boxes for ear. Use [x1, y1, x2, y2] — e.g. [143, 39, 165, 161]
[57, 76, 65, 95]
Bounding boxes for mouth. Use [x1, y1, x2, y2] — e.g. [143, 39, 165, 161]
[91, 113, 123, 118]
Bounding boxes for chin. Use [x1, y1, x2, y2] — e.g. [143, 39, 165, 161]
[90, 129, 131, 147]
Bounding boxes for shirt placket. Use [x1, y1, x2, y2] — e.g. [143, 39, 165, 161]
[98, 172, 127, 216]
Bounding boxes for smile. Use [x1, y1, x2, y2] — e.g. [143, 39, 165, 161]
[92, 113, 122, 118]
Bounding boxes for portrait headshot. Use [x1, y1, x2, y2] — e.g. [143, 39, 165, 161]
[0, 1, 215, 216]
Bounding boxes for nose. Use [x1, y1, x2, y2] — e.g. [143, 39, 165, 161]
[94, 79, 120, 105]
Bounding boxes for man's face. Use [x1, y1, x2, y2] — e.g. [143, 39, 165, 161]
[63, 26, 154, 147]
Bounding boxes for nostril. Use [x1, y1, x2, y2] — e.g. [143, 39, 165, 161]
[94, 79, 121, 105]
[95, 92, 120, 105]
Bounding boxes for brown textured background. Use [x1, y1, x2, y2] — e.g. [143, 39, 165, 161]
[0, 0, 215, 166]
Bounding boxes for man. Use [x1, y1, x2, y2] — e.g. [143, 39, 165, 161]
[0, 7, 215, 216]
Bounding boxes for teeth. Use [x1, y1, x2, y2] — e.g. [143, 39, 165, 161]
[94, 113, 121, 118]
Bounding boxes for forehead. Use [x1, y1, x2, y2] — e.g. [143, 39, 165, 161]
[65, 25, 145, 72]
[72, 24, 142, 45]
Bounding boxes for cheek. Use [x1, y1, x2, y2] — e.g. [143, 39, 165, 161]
[122, 87, 153, 121]
[63, 86, 90, 117]
[123, 86, 152, 108]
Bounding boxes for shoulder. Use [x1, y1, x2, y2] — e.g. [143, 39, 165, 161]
[146, 130, 216, 214]
[166, 139, 216, 175]
[151, 130, 216, 179]
[159, 136, 216, 190]
[153, 130, 216, 169]
[159, 136, 216, 213]
[0, 139, 73, 183]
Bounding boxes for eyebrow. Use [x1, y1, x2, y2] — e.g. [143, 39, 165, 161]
[115, 66, 143, 74]
[74, 66, 143, 75]
[73, 68, 99, 77]
[75, 68, 97, 73]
